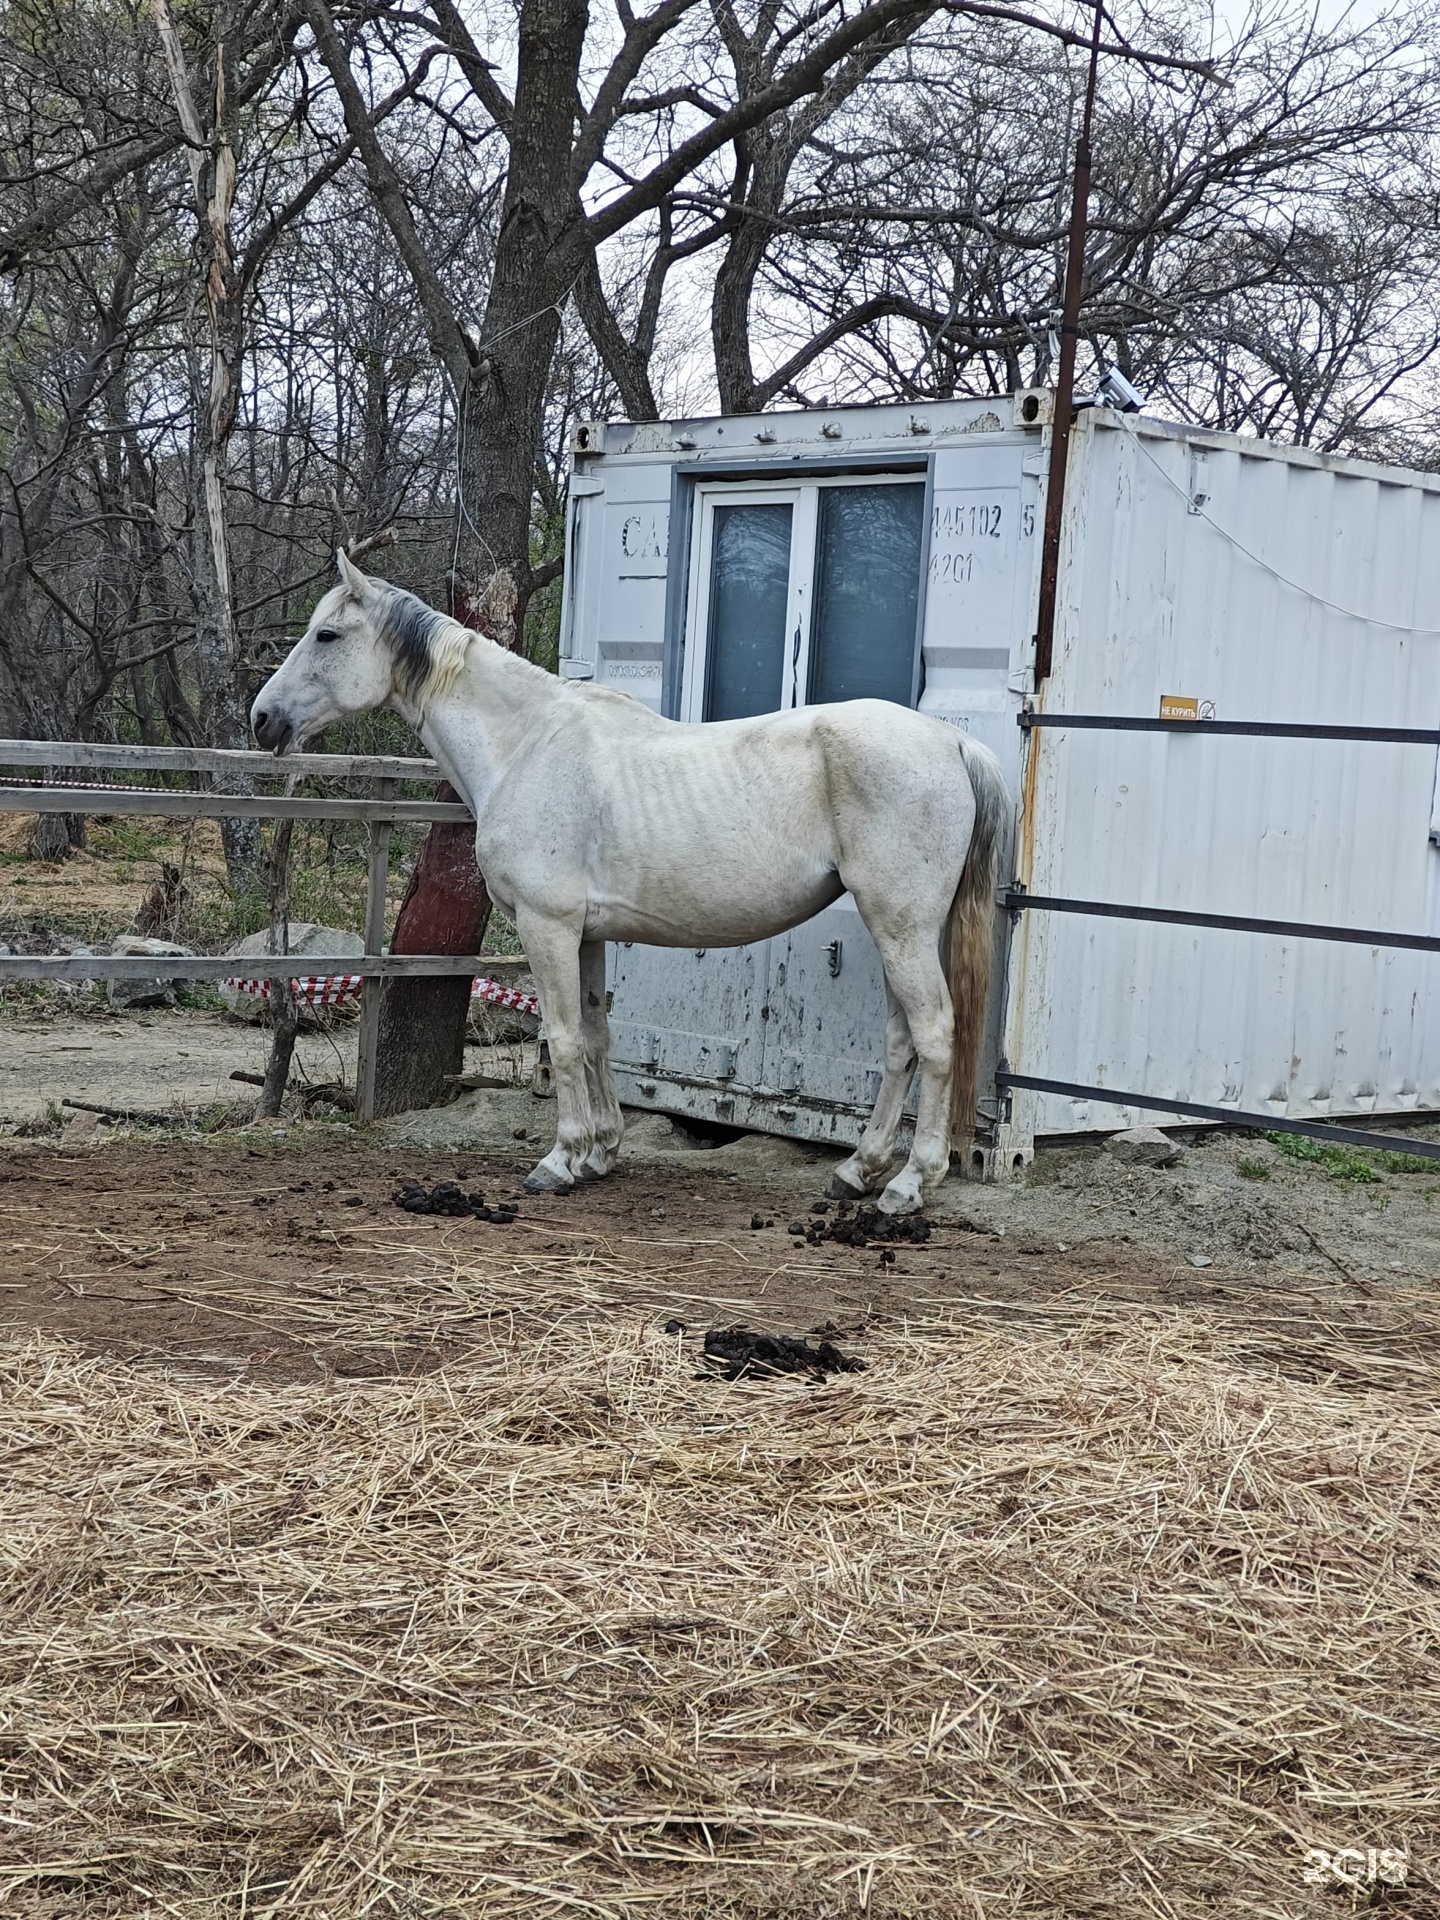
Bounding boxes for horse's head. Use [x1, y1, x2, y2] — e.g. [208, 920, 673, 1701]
[252, 552, 466, 753]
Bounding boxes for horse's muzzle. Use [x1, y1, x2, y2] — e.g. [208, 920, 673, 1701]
[252, 705, 294, 755]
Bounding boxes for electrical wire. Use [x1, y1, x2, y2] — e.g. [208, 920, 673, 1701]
[1116, 412, 1440, 636]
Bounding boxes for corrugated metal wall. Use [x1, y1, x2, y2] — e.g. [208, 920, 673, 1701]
[1005, 416, 1440, 1139]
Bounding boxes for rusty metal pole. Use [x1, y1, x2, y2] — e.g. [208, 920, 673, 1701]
[1033, 0, 1105, 683]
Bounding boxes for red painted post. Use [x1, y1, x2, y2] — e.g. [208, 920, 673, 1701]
[371, 569, 524, 1116]
[370, 781, 491, 1117]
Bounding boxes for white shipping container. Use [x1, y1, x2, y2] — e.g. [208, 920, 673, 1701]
[557, 397, 1440, 1161]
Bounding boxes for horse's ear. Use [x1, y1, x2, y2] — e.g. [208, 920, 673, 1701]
[336, 549, 374, 599]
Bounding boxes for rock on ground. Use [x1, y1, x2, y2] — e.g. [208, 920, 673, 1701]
[1103, 1125, 1182, 1169]
[106, 935, 196, 1012]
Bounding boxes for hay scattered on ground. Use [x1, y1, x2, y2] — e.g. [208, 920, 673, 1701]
[1, 1265, 1437, 1917]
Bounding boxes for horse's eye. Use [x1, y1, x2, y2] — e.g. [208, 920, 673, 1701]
[315, 627, 341, 644]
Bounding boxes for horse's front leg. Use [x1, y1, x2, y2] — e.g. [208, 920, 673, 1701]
[515, 910, 594, 1193]
[576, 939, 623, 1180]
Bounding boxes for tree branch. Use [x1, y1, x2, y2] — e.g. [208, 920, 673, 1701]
[421, 0, 515, 128]
[300, 0, 475, 389]
[939, 0, 1232, 83]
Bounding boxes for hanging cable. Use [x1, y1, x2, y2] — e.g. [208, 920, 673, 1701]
[1115, 414, 1440, 636]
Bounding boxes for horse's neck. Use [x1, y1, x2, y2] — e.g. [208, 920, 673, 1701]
[414, 636, 560, 819]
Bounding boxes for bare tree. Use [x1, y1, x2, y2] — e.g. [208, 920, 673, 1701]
[300, 0, 1046, 639]
[706, 1, 1440, 447]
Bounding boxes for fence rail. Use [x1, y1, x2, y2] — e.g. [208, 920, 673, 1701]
[0, 737, 489, 1122]
[0, 785, 470, 824]
[0, 739, 442, 780]
[0, 955, 521, 984]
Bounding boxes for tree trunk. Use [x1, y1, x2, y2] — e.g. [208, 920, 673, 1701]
[365, 0, 583, 1108]
[33, 784, 84, 862]
[154, 0, 262, 887]
[449, 0, 590, 630]
[307, 0, 584, 1111]
[372, 785, 492, 1117]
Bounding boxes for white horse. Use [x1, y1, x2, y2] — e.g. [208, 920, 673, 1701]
[252, 555, 1009, 1214]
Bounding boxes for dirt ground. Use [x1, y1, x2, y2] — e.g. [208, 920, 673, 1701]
[2, 1086, 1437, 1388]
[4, 1009, 1439, 1919]
[6, 814, 1437, 1366]
[0, 1004, 363, 1121]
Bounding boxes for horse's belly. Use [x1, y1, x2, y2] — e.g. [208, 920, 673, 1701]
[586, 866, 844, 947]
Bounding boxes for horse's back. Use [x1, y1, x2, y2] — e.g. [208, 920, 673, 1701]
[561, 685, 984, 849]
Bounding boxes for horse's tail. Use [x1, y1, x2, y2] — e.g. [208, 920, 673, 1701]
[947, 735, 1010, 1154]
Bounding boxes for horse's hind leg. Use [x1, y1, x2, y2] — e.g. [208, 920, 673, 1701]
[830, 984, 916, 1198]
[514, 908, 594, 1193]
[864, 929, 955, 1216]
[575, 940, 623, 1180]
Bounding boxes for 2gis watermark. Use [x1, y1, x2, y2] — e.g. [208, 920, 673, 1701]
[1302, 1845, 1409, 1890]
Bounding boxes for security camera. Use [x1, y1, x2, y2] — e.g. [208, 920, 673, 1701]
[1098, 368, 1146, 414]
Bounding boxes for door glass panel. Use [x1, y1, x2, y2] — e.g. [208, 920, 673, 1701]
[705, 502, 793, 721]
[809, 483, 925, 706]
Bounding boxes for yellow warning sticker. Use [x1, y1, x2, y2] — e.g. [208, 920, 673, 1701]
[1159, 694, 1200, 721]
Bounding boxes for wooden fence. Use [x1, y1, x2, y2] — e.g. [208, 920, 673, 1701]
[0, 740, 513, 1121]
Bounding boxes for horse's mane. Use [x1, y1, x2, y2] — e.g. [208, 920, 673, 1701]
[377, 584, 549, 712]
[377, 587, 467, 710]
[374, 581, 658, 717]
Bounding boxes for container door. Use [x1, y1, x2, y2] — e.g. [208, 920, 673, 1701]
[762, 479, 928, 1111]
[919, 441, 1043, 779]
[564, 465, 675, 707]
[678, 486, 808, 719]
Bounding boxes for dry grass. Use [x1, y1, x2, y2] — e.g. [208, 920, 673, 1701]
[1, 1255, 1437, 1918]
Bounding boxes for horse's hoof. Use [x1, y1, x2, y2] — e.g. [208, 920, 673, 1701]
[523, 1165, 574, 1194]
[827, 1171, 870, 1201]
[877, 1178, 923, 1216]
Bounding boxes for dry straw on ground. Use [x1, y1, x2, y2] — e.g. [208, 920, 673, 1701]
[1, 1252, 1437, 1918]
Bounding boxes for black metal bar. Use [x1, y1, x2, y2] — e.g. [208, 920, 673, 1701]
[995, 1071, 1440, 1162]
[1006, 890, 1440, 954]
[1019, 712, 1440, 745]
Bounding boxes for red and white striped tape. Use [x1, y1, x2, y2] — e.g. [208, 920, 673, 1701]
[471, 976, 540, 1015]
[223, 973, 363, 1007]
[222, 973, 541, 1017]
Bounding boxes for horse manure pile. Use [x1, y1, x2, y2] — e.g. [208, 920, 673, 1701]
[395, 1177, 519, 1223]
[787, 1198, 933, 1252]
[3, 1289, 1438, 1918]
[700, 1326, 867, 1382]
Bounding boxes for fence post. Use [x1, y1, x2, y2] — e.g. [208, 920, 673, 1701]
[355, 777, 395, 1123]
